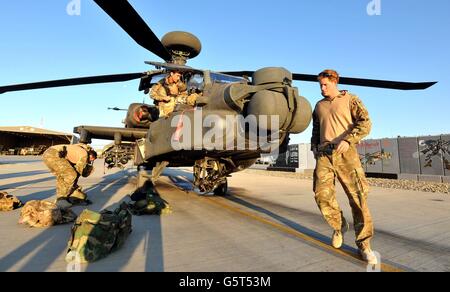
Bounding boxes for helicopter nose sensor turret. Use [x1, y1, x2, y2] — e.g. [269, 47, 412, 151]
[161, 31, 202, 65]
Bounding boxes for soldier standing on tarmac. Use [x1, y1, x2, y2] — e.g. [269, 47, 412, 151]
[311, 69, 378, 265]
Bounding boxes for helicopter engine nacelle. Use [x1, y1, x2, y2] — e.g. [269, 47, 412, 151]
[124, 103, 159, 129]
[289, 94, 312, 134]
[252, 67, 292, 86]
[246, 90, 289, 131]
[246, 67, 312, 134]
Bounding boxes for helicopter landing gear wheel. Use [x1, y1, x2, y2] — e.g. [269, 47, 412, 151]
[213, 179, 228, 196]
[194, 157, 230, 195]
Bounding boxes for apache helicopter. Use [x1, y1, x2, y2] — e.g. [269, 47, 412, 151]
[0, 0, 437, 195]
[419, 139, 450, 169]
[360, 150, 393, 165]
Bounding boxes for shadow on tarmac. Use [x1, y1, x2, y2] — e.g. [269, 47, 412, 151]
[163, 169, 449, 270]
[0, 168, 165, 272]
[0, 170, 49, 180]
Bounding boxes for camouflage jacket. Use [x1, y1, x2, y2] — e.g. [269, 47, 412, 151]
[150, 77, 188, 102]
[311, 91, 371, 149]
[51, 144, 92, 175]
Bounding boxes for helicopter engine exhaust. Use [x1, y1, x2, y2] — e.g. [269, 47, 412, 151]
[124, 103, 159, 129]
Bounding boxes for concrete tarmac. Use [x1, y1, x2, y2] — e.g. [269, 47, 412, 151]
[1, 156, 449, 272]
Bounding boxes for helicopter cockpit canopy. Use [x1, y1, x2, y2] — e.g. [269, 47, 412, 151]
[147, 70, 248, 95]
[209, 72, 247, 84]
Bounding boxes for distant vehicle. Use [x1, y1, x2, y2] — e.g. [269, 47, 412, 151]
[19, 145, 48, 156]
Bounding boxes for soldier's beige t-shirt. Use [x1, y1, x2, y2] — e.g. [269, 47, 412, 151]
[51, 144, 90, 174]
[65, 144, 89, 165]
[314, 91, 354, 146]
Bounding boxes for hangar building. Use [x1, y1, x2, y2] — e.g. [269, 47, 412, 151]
[0, 126, 76, 155]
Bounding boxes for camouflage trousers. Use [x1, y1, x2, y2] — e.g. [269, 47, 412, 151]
[313, 145, 374, 249]
[42, 149, 86, 200]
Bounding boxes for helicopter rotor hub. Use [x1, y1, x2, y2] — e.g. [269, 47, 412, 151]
[170, 50, 191, 65]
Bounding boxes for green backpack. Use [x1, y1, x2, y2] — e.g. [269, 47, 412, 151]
[65, 202, 132, 263]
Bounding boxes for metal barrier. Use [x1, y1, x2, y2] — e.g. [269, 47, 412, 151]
[267, 134, 450, 182]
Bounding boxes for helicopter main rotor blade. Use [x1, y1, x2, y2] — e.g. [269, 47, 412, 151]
[0, 73, 145, 94]
[221, 71, 437, 90]
[94, 0, 172, 61]
[292, 73, 437, 90]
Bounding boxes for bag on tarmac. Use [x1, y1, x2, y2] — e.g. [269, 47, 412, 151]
[129, 188, 171, 216]
[18, 200, 77, 228]
[0, 191, 23, 211]
[65, 202, 132, 263]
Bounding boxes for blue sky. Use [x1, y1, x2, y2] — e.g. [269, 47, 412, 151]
[1, 0, 449, 147]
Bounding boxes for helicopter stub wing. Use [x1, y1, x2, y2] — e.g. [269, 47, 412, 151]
[74, 125, 147, 143]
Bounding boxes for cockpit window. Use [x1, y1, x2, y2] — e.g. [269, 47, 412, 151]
[210, 72, 247, 84]
[150, 74, 167, 84]
[187, 73, 204, 92]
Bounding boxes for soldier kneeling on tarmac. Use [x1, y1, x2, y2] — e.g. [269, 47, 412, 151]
[43, 143, 97, 207]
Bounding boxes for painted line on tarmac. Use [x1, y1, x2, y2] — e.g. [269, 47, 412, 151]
[161, 175, 404, 272]
[203, 196, 404, 273]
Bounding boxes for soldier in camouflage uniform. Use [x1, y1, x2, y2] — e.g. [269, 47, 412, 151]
[311, 69, 377, 265]
[42, 143, 97, 206]
[150, 70, 198, 118]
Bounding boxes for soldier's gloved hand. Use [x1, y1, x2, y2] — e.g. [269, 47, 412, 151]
[187, 94, 197, 106]
[82, 164, 94, 178]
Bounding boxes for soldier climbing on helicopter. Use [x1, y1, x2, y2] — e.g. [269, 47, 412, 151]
[150, 70, 199, 117]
